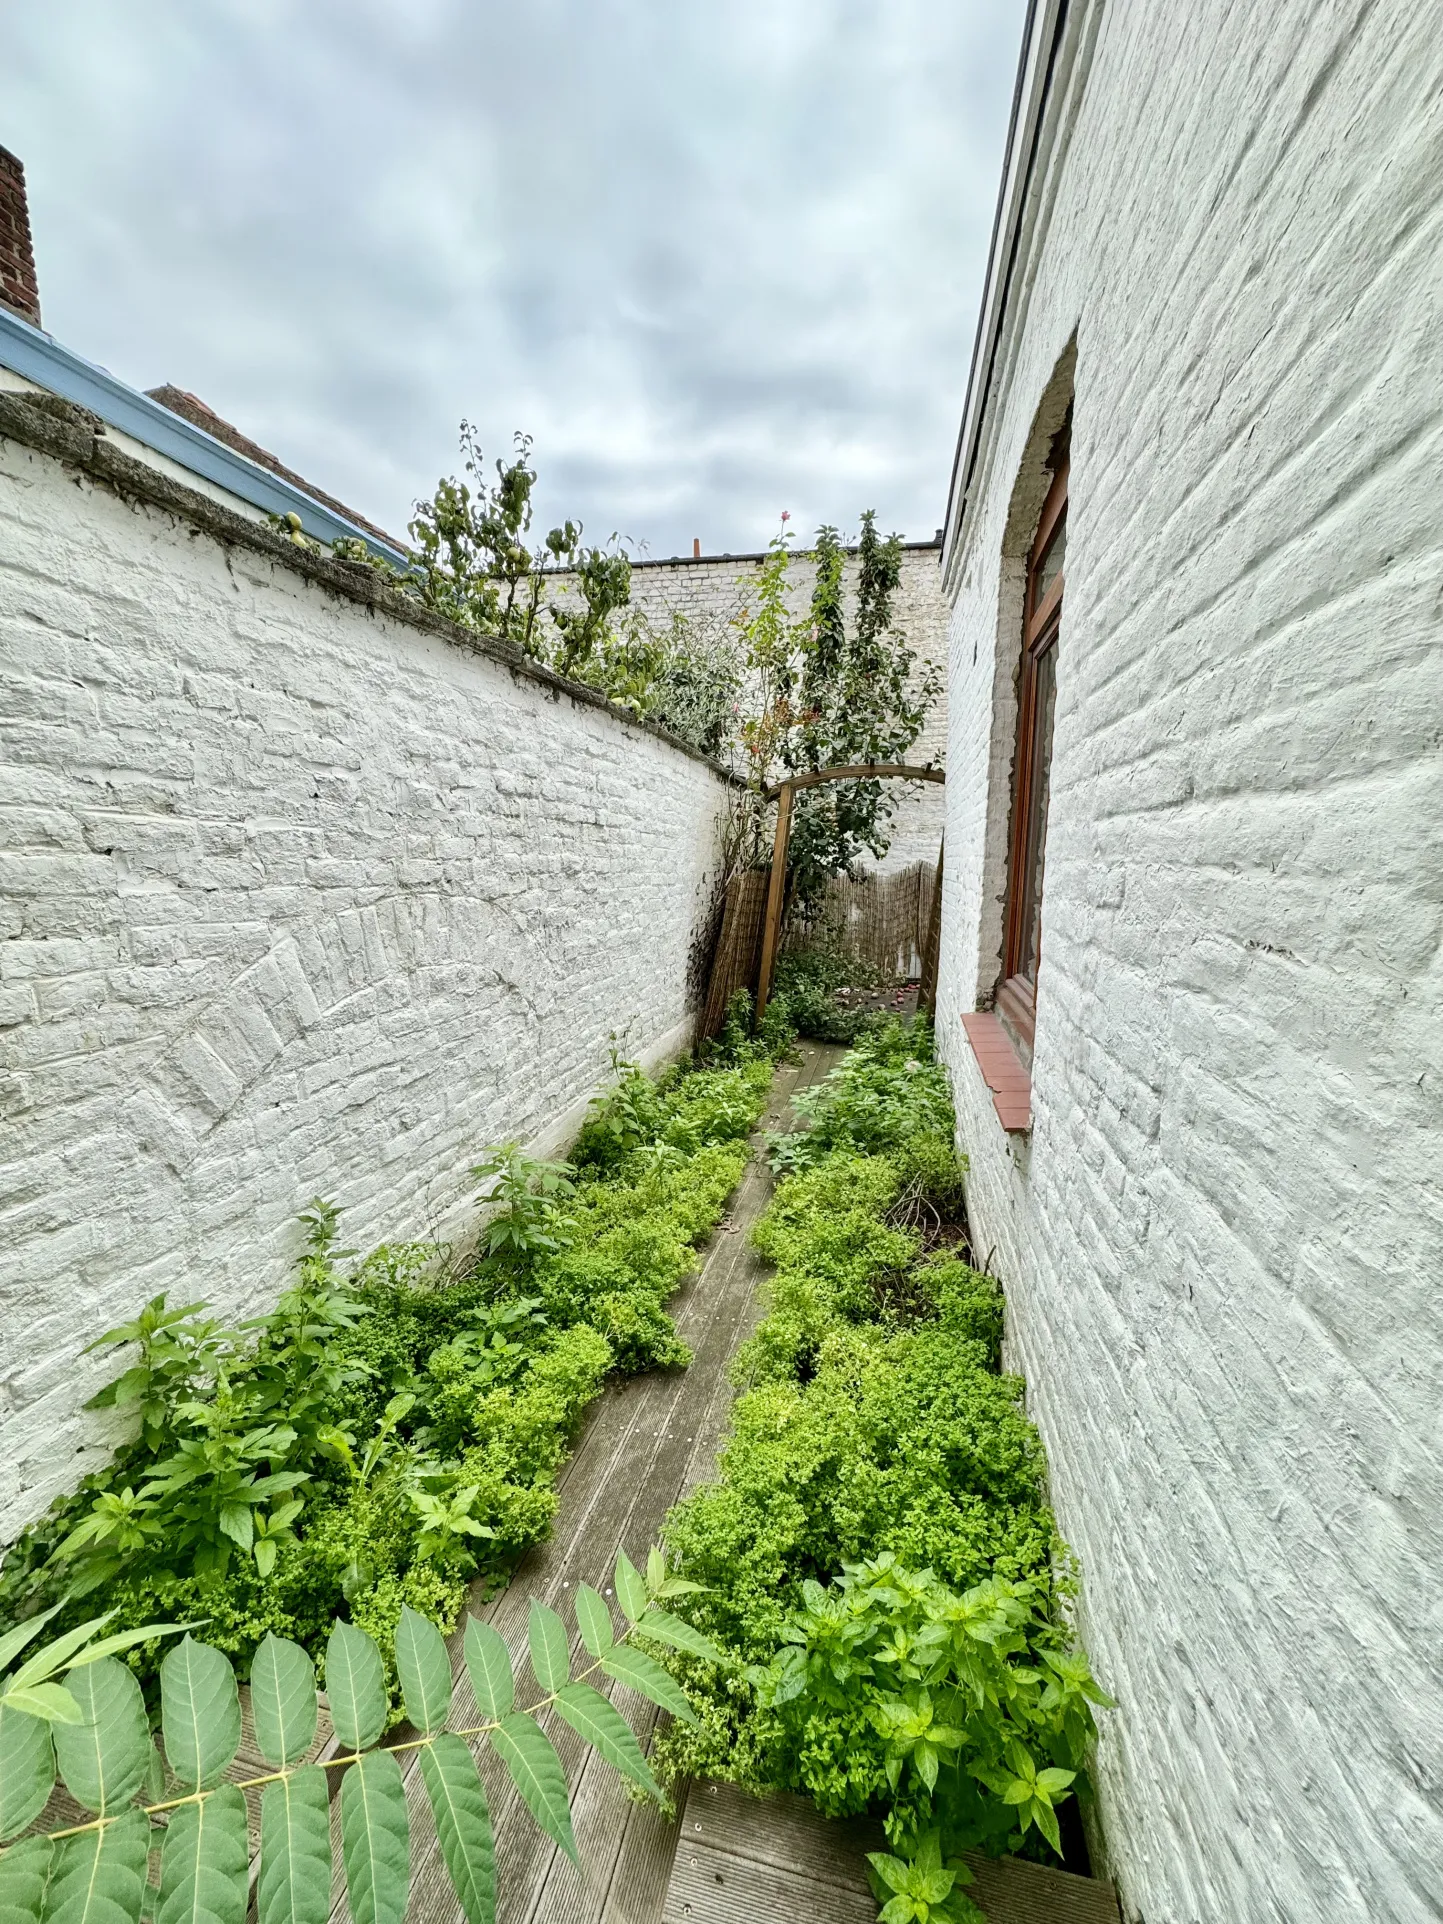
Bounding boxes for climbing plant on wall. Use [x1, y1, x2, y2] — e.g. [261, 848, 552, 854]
[733, 513, 940, 906]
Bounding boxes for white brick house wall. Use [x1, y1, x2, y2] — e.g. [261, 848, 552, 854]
[0, 399, 731, 1540]
[936, 4, 1443, 1921]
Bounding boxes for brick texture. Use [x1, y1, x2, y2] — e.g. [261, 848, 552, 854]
[936, 3, 1443, 1920]
[0, 428, 731, 1538]
[0, 146, 41, 327]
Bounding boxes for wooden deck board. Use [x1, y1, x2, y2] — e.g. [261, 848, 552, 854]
[665, 1780, 1122, 1924]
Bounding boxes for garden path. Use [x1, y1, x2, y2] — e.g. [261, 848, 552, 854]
[336, 1042, 844, 1924]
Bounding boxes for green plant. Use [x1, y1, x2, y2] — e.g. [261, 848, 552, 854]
[549, 541, 633, 681]
[2, 1048, 768, 1709]
[82, 1296, 227, 1453]
[752, 1555, 1110, 1862]
[647, 610, 743, 756]
[471, 1146, 577, 1260]
[866, 1831, 984, 1924]
[0, 1549, 722, 1924]
[782, 515, 941, 914]
[647, 1021, 1108, 1906]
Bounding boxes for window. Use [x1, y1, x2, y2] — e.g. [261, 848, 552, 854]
[998, 434, 1067, 1053]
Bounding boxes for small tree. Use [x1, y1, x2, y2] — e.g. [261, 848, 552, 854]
[734, 512, 939, 909]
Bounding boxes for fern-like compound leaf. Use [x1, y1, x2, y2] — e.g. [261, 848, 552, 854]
[160, 1638, 241, 1793]
[339, 1749, 410, 1924]
[525, 1601, 570, 1696]
[394, 1609, 451, 1736]
[44, 1808, 150, 1924]
[156, 1784, 248, 1924]
[325, 1622, 387, 1753]
[418, 1734, 496, 1924]
[489, 1715, 576, 1865]
[634, 1609, 725, 1666]
[573, 1585, 614, 1660]
[462, 1619, 513, 1723]
[613, 1551, 648, 1624]
[0, 1835, 56, 1924]
[52, 1661, 150, 1815]
[250, 1635, 318, 1768]
[0, 1704, 55, 1842]
[257, 1765, 331, 1924]
[598, 1646, 698, 1726]
[553, 1684, 659, 1799]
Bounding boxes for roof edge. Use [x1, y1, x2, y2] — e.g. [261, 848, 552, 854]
[0, 305, 409, 565]
[941, 0, 1073, 579]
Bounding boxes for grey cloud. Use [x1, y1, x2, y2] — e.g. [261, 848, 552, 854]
[3, 0, 1022, 555]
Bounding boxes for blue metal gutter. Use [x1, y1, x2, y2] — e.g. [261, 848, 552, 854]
[0, 304, 409, 566]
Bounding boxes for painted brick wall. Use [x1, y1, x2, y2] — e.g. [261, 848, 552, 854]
[0, 415, 731, 1540]
[937, 2, 1443, 1920]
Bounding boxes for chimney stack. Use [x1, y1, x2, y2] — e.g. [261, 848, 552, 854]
[692, 537, 701, 558]
[0, 146, 41, 327]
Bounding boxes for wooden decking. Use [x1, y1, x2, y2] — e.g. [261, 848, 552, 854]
[662, 1780, 1122, 1924]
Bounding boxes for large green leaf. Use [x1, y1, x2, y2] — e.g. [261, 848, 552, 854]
[462, 1620, 512, 1724]
[613, 1551, 648, 1625]
[250, 1637, 317, 1770]
[598, 1647, 697, 1726]
[394, 1609, 451, 1736]
[257, 1766, 331, 1924]
[525, 1601, 570, 1697]
[7, 1618, 113, 1692]
[573, 1585, 613, 1661]
[0, 1836, 55, 1924]
[0, 1604, 64, 1679]
[339, 1750, 410, 1924]
[418, 1735, 495, 1924]
[488, 1715, 576, 1864]
[0, 1703, 56, 1841]
[553, 1684, 659, 1799]
[44, 1808, 150, 1924]
[326, 1623, 387, 1753]
[634, 1609, 725, 1666]
[1, 1686, 82, 1727]
[160, 1640, 241, 1793]
[156, 1783, 248, 1924]
[52, 1661, 150, 1815]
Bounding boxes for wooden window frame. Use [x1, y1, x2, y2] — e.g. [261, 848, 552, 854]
[998, 451, 1068, 1052]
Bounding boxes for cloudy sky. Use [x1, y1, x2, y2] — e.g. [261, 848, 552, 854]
[4, 0, 1023, 557]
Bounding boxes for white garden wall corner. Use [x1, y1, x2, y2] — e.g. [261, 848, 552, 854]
[936, 1, 1443, 1920]
[0, 391, 734, 1541]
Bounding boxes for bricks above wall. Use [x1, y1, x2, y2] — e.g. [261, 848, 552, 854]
[0, 146, 41, 327]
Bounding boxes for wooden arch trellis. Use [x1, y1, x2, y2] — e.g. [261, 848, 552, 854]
[753, 761, 946, 1022]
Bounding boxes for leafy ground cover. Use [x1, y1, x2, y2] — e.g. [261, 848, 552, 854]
[0, 1047, 778, 1701]
[653, 1022, 1112, 1923]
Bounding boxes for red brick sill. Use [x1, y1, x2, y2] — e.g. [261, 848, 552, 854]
[961, 1012, 1032, 1133]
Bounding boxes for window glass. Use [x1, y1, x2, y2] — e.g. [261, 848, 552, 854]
[1016, 637, 1057, 985]
[1033, 518, 1066, 612]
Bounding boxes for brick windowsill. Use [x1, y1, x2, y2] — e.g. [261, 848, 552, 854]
[961, 1012, 1032, 1133]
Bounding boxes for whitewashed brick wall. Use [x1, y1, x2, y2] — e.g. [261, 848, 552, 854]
[0, 401, 731, 1539]
[937, 3, 1443, 1920]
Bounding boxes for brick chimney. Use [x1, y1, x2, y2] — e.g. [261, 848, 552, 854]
[0, 146, 41, 327]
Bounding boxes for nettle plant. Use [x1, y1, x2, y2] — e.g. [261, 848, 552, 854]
[0, 1548, 716, 1924]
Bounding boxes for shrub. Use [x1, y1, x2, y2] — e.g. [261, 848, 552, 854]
[654, 1017, 1110, 1890]
[0, 1051, 771, 1706]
